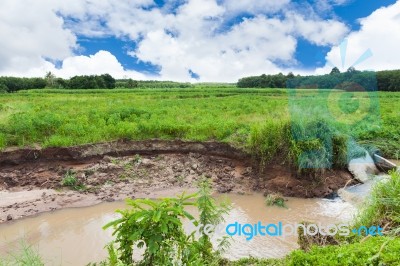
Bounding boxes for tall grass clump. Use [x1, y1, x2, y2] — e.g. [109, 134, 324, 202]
[249, 118, 350, 178]
[354, 170, 400, 235]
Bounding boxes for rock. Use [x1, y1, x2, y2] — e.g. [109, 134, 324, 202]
[348, 151, 378, 183]
[6, 214, 12, 221]
[373, 154, 397, 172]
[191, 164, 198, 170]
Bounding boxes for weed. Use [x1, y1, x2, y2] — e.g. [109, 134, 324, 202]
[133, 154, 142, 164]
[61, 170, 86, 191]
[265, 193, 287, 208]
[110, 158, 121, 165]
[123, 162, 133, 171]
[119, 174, 128, 181]
[61, 170, 77, 187]
[0, 242, 44, 266]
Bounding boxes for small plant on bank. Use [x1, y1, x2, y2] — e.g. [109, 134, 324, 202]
[61, 170, 86, 191]
[133, 154, 142, 164]
[61, 170, 77, 187]
[265, 193, 287, 208]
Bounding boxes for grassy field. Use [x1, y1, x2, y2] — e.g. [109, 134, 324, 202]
[0, 87, 399, 161]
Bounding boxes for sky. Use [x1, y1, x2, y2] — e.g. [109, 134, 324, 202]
[0, 0, 399, 82]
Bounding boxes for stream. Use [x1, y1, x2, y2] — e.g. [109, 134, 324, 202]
[0, 193, 356, 265]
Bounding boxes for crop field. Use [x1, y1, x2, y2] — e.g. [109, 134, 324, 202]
[0, 87, 399, 161]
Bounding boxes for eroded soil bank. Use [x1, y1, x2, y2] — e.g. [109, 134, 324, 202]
[0, 140, 357, 223]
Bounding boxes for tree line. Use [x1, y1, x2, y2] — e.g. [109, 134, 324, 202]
[238, 68, 400, 91]
[0, 73, 116, 92]
[0, 73, 195, 93]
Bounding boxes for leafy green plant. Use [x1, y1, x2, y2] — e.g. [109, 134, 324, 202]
[103, 179, 231, 265]
[104, 193, 198, 265]
[61, 170, 77, 187]
[265, 193, 287, 208]
[61, 170, 85, 191]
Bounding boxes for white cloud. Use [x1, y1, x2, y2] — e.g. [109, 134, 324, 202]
[0, 0, 76, 72]
[0, 0, 351, 81]
[54, 51, 147, 79]
[222, 0, 291, 15]
[285, 12, 349, 46]
[128, 0, 348, 81]
[317, 0, 400, 74]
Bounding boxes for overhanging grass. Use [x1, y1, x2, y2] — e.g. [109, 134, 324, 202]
[249, 117, 351, 176]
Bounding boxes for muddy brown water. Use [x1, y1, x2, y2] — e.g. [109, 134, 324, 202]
[0, 194, 356, 265]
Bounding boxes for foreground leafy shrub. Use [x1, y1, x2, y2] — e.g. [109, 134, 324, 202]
[103, 179, 230, 265]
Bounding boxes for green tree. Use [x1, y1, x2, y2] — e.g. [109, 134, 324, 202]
[127, 79, 139, 88]
[45, 71, 56, 87]
[330, 67, 341, 75]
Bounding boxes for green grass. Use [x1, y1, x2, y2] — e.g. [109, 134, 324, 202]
[0, 242, 44, 266]
[60, 170, 86, 191]
[353, 170, 400, 234]
[0, 88, 398, 162]
[230, 237, 400, 266]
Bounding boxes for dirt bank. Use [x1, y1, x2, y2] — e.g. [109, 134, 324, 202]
[0, 140, 357, 223]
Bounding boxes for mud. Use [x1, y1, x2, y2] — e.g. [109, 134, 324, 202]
[0, 140, 358, 223]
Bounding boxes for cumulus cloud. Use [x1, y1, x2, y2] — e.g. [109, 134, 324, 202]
[0, 0, 76, 72]
[222, 0, 291, 15]
[54, 51, 147, 79]
[0, 0, 353, 81]
[317, 0, 400, 74]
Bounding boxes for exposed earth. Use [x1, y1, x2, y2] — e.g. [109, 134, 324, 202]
[0, 140, 357, 223]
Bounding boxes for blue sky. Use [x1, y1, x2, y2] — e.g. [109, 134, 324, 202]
[1, 0, 399, 81]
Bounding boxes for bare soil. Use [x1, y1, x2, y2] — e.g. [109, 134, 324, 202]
[0, 140, 357, 223]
